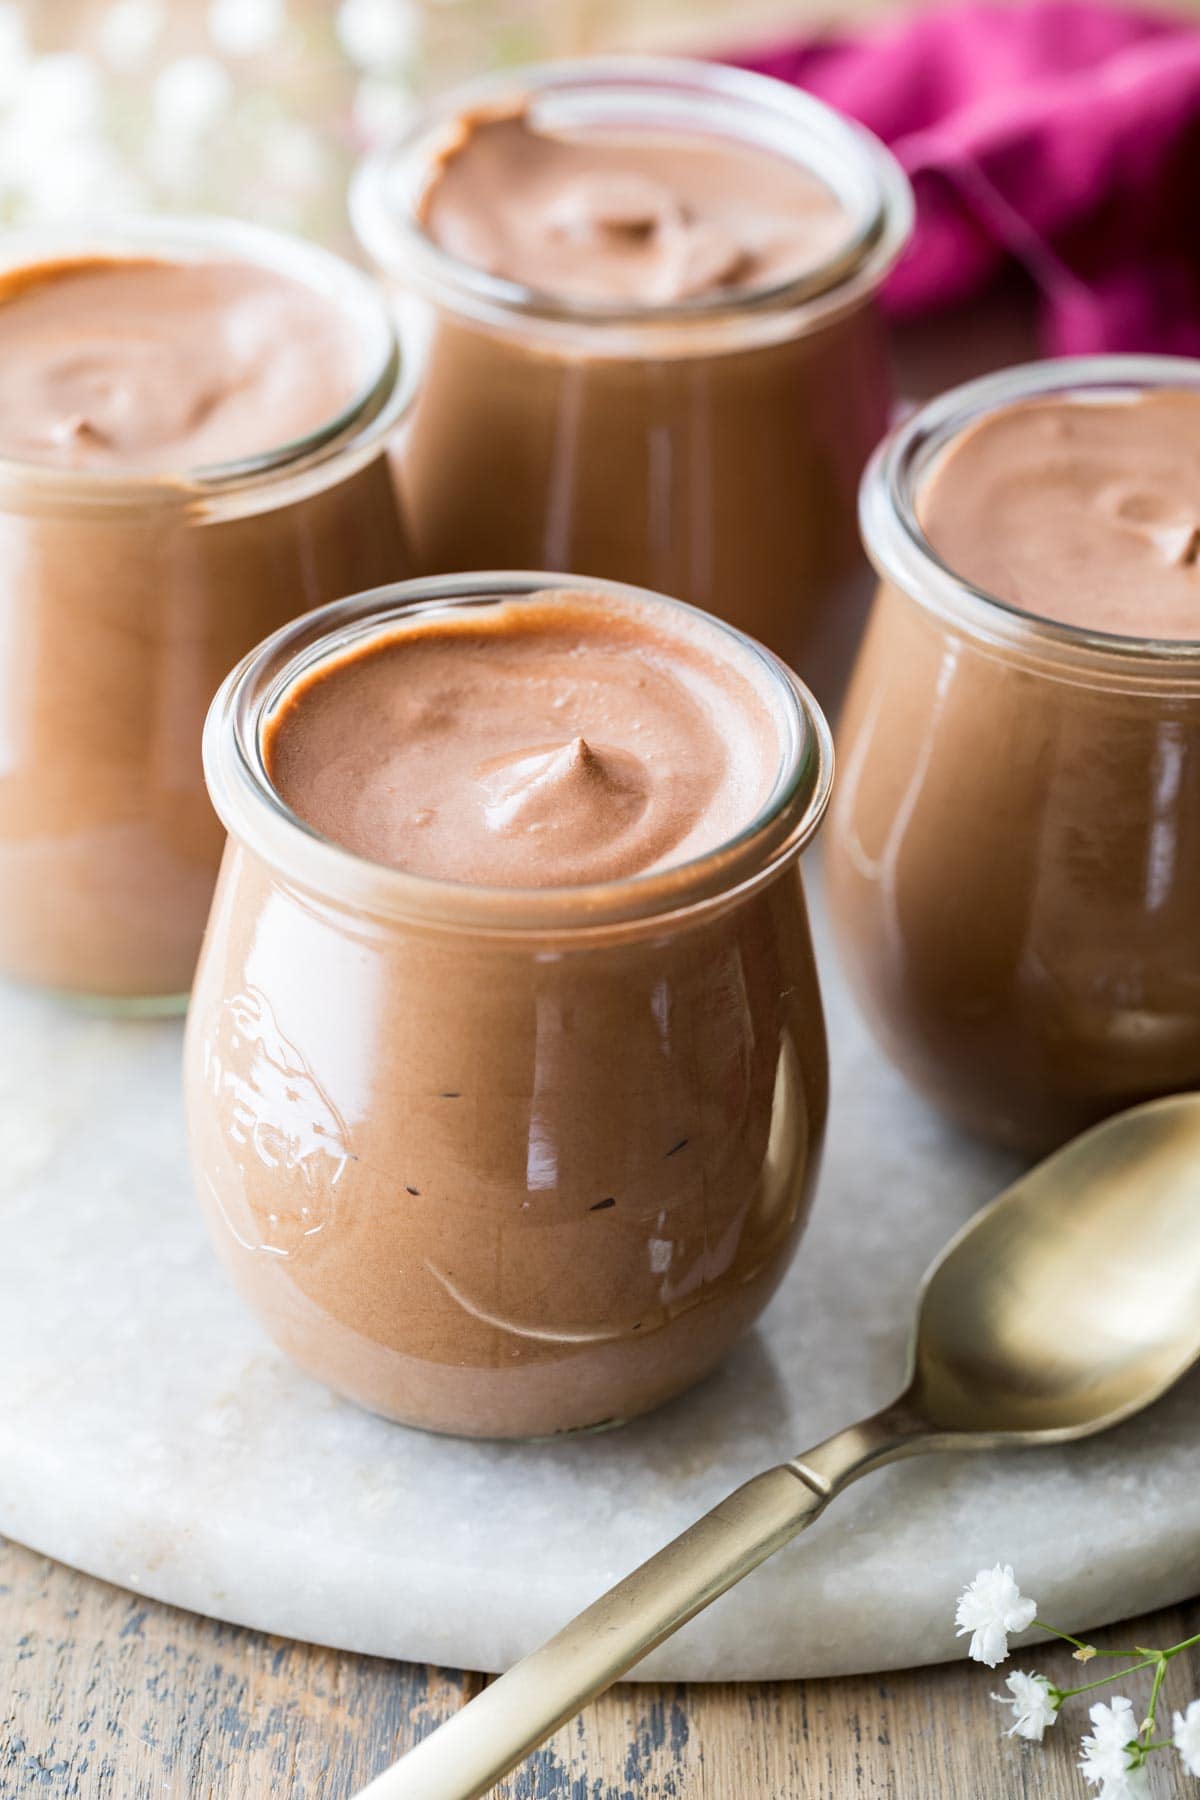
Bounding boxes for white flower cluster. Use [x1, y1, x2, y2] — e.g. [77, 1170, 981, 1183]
[0, 0, 422, 235]
[955, 1567, 1200, 1797]
[1178, 1701, 1200, 1778]
[1078, 1699, 1147, 1800]
[0, 0, 587, 234]
[336, 0, 423, 147]
[954, 1563, 1036, 1668]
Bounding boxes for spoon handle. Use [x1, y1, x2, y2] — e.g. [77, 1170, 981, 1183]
[352, 1461, 834, 1800]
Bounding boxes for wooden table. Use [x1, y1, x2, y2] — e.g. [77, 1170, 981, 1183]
[2, 1535, 1194, 1797]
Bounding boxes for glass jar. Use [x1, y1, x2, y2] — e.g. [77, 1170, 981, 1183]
[185, 571, 833, 1439]
[351, 58, 912, 705]
[827, 356, 1200, 1153]
[0, 218, 412, 1009]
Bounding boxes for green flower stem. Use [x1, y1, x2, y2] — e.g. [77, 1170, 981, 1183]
[1140, 1656, 1169, 1741]
[1033, 1622, 1133, 1659]
[1034, 1622, 1200, 1666]
[1056, 1658, 1160, 1700]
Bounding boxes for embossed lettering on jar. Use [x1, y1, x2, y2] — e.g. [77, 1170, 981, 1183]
[351, 59, 912, 705]
[827, 359, 1200, 1153]
[185, 574, 833, 1439]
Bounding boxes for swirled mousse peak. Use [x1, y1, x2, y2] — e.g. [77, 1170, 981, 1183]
[0, 255, 366, 473]
[919, 390, 1200, 639]
[263, 591, 784, 887]
[417, 105, 852, 306]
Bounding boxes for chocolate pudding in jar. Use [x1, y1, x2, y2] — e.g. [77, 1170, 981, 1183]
[351, 59, 911, 704]
[827, 357, 1200, 1153]
[185, 573, 832, 1438]
[0, 220, 410, 1007]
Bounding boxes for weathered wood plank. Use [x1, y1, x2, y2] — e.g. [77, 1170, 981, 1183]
[2, 1538, 1195, 1797]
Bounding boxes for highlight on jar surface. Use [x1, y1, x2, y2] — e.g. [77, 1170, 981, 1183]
[0, 218, 412, 1010]
[351, 57, 912, 706]
[826, 356, 1200, 1154]
[185, 572, 833, 1440]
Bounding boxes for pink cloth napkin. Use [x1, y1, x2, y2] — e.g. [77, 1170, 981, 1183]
[734, 1, 1200, 353]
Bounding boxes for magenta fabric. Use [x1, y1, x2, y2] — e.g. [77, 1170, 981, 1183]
[734, 1, 1200, 353]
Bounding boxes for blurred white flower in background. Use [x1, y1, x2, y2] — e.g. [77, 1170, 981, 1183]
[263, 119, 329, 193]
[153, 54, 234, 137]
[0, 3, 28, 102]
[97, 0, 164, 71]
[22, 135, 148, 219]
[351, 73, 417, 143]
[0, 48, 112, 217]
[0, 0, 619, 241]
[337, 0, 421, 72]
[208, 0, 287, 58]
[15, 52, 103, 141]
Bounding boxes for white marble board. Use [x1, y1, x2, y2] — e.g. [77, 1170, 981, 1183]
[0, 884, 1196, 1681]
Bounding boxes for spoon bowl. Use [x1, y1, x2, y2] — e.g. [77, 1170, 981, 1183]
[910, 1093, 1200, 1439]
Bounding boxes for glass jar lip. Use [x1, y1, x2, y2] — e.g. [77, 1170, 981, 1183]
[0, 214, 407, 502]
[349, 55, 913, 338]
[204, 570, 834, 936]
[862, 354, 1200, 665]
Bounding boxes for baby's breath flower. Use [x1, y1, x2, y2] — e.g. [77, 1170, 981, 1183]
[1173, 1699, 1200, 1777]
[97, 0, 164, 70]
[209, 0, 285, 57]
[955, 1565, 1037, 1668]
[12, 53, 102, 144]
[262, 121, 327, 193]
[0, 0, 27, 98]
[337, 0, 420, 72]
[1074, 1644, 1098, 1663]
[351, 73, 416, 143]
[1079, 1698, 1148, 1799]
[992, 1670, 1059, 1741]
[153, 55, 234, 138]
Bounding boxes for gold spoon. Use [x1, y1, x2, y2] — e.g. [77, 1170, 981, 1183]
[356, 1092, 1200, 1800]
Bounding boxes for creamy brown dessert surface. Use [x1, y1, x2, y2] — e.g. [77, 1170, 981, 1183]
[919, 392, 1200, 638]
[419, 105, 851, 305]
[829, 383, 1200, 1152]
[0, 256, 365, 472]
[188, 586, 830, 1437]
[264, 593, 778, 886]
[0, 246, 407, 1001]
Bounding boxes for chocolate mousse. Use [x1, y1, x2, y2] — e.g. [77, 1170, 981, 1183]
[919, 391, 1200, 637]
[0, 255, 365, 471]
[264, 592, 780, 885]
[352, 62, 911, 704]
[418, 104, 854, 306]
[186, 579, 832, 1437]
[0, 234, 408, 1002]
[827, 374, 1200, 1151]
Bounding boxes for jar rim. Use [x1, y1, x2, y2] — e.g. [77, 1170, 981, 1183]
[862, 354, 1200, 666]
[350, 55, 913, 340]
[204, 571, 834, 935]
[0, 214, 408, 505]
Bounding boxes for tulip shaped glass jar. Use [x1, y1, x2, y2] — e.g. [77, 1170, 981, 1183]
[0, 218, 410, 1007]
[186, 572, 833, 1438]
[827, 357, 1200, 1153]
[352, 57, 911, 703]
